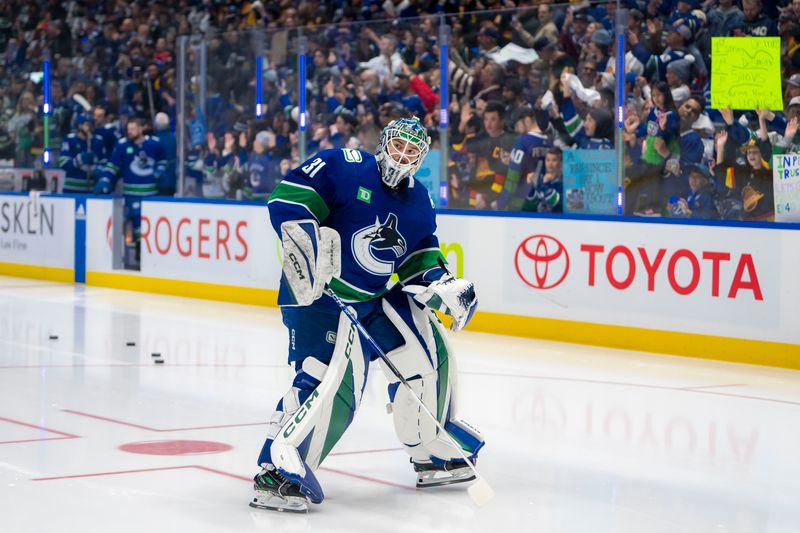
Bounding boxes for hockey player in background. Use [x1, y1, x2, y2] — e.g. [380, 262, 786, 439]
[252, 117, 484, 513]
[495, 106, 552, 211]
[94, 117, 166, 263]
[59, 113, 106, 193]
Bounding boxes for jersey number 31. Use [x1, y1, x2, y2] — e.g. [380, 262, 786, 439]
[302, 157, 326, 178]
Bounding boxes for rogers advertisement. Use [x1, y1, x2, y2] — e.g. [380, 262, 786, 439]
[436, 215, 798, 345]
[140, 200, 281, 288]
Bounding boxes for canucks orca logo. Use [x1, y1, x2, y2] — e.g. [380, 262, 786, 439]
[130, 149, 155, 177]
[352, 213, 407, 276]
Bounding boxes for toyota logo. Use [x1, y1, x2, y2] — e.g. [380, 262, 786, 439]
[514, 235, 570, 289]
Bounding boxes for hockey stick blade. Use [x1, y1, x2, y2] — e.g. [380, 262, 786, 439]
[467, 477, 495, 507]
[324, 286, 494, 507]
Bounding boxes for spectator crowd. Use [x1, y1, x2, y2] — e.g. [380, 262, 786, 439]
[1, 0, 799, 221]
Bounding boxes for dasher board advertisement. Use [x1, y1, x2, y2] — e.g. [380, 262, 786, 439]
[0, 193, 74, 269]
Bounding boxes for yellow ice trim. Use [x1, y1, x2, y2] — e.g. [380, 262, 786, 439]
[82, 271, 800, 370]
[0, 262, 74, 283]
[463, 311, 800, 371]
[85, 272, 278, 307]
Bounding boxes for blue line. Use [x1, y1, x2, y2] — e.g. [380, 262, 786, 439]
[299, 54, 306, 131]
[74, 197, 86, 283]
[255, 55, 263, 118]
[617, 33, 625, 129]
[0, 193, 796, 231]
[0, 192, 110, 199]
[439, 44, 448, 128]
[43, 60, 50, 114]
[141, 196, 268, 207]
[1, 193, 268, 208]
[438, 208, 800, 230]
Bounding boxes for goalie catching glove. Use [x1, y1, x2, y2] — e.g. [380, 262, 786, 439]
[402, 274, 478, 332]
[279, 220, 341, 306]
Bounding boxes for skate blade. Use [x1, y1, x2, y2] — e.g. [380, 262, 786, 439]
[249, 491, 308, 513]
[416, 470, 476, 489]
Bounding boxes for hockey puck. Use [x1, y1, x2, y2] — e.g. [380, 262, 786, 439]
[126, 342, 136, 347]
[154, 359, 165, 365]
[49, 335, 59, 340]
[151, 353, 161, 358]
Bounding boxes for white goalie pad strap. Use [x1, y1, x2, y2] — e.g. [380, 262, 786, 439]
[280, 220, 341, 306]
[380, 295, 479, 462]
[265, 388, 301, 440]
[271, 309, 368, 475]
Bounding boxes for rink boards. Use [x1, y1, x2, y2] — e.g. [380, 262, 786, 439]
[1, 193, 799, 369]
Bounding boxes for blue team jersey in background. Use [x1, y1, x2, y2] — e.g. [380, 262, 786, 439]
[59, 132, 107, 193]
[498, 131, 551, 210]
[100, 136, 167, 196]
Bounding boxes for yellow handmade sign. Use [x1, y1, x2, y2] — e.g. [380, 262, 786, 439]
[711, 37, 783, 111]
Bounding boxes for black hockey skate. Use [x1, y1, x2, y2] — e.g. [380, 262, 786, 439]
[413, 458, 476, 488]
[249, 465, 309, 513]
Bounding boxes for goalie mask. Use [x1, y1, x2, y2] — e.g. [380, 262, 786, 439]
[375, 117, 431, 188]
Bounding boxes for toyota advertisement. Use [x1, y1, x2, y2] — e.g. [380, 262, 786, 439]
[436, 215, 797, 345]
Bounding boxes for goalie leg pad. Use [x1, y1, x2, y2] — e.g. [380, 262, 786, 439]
[263, 308, 370, 503]
[379, 288, 485, 464]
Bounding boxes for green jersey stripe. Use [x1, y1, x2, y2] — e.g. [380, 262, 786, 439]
[328, 277, 385, 303]
[564, 114, 582, 135]
[396, 249, 445, 283]
[269, 181, 330, 222]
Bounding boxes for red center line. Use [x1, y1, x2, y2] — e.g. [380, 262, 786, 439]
[319, 466, 416, 491]
[61, 409, 266, 432]
[0, 364, 135, 369]
[32, 465, 198, 482]
[0, 364, 287, 369]
[31, 463, 415, 491]
[328, 447, 404, 457]
[0, 415, 80, 445]
[31, 465, 253, 483]
[0, 436, 77, 445]
[681, 383, 747, 390]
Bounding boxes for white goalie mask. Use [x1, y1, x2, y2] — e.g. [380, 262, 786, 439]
[375, 117, 431, 188]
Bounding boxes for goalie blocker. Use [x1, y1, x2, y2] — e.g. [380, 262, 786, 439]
[278, 220, 341, 307]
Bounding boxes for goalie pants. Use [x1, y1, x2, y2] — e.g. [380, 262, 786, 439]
[257, 286, 484, 471]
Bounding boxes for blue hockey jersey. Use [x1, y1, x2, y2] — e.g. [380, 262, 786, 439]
[59, 132, 107, 193]
[268, 148, 445, 305]
[244, 152, 277, 200]
[94, 125, 119, 163]
[96, 136, 167, 196]
[497, 132, 551, 210]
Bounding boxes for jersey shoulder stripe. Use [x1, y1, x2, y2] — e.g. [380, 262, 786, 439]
[268, 180, 331, 222]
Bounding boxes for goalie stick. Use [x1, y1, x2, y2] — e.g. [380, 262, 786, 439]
[323, 286, 495, 507]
